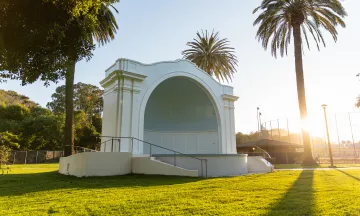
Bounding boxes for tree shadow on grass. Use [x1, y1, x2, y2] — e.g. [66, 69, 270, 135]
[0, 171, 203, 197]
[336, 169, 360, 182]
[267, 171, 315, 216]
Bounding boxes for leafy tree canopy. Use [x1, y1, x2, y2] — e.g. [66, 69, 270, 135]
[0, 0, 119, 84]
[0, 89, 38, 108]
[74, 111, 100, 149]
[20, 114, 65, 150]
[0, 89, 101, 150]
[0, 104, 30, 122]
[47, 82, 103, 117]
[0, 131, 20, 149]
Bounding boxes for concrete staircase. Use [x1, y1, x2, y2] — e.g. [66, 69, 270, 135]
[132, 156, 198, 177]
[247, 156, 274, 173]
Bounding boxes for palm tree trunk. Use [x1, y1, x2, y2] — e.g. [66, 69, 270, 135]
[293, 25, 316, 165]
[64, 60, 76, 156]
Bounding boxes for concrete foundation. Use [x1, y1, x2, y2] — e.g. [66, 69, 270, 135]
[154, 154, 248, 177]
[59, 152, 273, 178]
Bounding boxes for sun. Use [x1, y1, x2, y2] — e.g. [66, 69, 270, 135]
[299, 117, 325, 138]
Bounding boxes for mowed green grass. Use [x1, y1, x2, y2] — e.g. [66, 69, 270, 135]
[1, 164, 360, 215]
[275, 163, 360, 169]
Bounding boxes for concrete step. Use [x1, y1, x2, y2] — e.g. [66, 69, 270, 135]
[247, 156, 274, 173]
[132, 156, 198, 177]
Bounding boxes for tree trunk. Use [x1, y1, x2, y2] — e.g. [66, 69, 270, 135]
[293, 25, 316, 165]
[64, 60, 76, 157]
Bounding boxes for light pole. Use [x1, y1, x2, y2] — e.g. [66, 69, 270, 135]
[259, 112, 263, 139]
[335, 114, 341, 151]
[348, 113, 357, 163]
[257, 107, 260, 137]
[322, 104, 335, 167]
[277, 119, 281, 141]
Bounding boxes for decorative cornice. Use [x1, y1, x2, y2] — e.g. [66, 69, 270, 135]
[104, 58, 234, 89]
[100, 70, 147, 88]
[222, 94, 239, 101]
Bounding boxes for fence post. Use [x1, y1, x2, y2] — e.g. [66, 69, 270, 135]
[25, 151, 27, 164]
[13, 151, 16, 164]
[119, 139, 121, 152]
[286, 152, 288, 164]
[206, 160, 208, 178]
[111, 139, 114, 152]
[150, 145, 152, 157]
[53, 151, 55, 163]
[36, 151, 38, 163]
[348, 113, 357, 164]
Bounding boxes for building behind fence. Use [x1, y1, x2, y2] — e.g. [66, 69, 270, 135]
[254, 112, 360, 164]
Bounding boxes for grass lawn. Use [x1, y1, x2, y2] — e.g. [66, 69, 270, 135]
[1, 164, 360, 215]
[275, 163, 360, 169]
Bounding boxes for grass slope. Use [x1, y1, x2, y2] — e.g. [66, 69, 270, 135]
[1, 164, 360, 215]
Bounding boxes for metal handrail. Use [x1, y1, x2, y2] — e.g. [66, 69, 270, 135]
[100, 139, 121, 152]
[64, 145, 98, 153]
[254, 145, 272, 159]
[100, 135, 208, 178]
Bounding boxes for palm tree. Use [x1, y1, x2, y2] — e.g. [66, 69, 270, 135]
[182, 30, 238, 82]
[253, 0, 347, 165]
[64, 3, 118, 156]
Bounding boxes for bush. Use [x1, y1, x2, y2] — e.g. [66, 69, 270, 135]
[0, 145, 11, 168]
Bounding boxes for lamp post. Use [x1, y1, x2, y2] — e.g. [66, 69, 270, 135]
[348, 113, 357, 163]
[257, 107, 260, 136]
[322, 104, 335, 167]
[259, 112, 262, 138]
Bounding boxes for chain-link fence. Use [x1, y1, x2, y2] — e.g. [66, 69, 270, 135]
[257, 112, 360, 164]
[8, 146, 97, 164]
[9, 151, 64, 164]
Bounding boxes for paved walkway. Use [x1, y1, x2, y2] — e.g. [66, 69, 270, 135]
[276, 167, 360, 171]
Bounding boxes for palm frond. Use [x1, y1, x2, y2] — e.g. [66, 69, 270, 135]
[182, 30, 238, 82]
[253, 0, 347, 57]
[92, 3, 119, 46]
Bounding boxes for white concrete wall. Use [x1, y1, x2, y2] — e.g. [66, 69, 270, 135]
[144, 130, 219, 154]
[59, 153, 274, 178]
[100, 59, 239, 155]
[247, 156, 274, 173]
[59, 152, 132, 177]
[101, 81, 120, 151]
[155, 154, 248, 177]
[132, 156, 198, 177]
[59, 153, 199, 177]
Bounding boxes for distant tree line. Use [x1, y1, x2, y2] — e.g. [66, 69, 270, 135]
[0, 83, 102, 151]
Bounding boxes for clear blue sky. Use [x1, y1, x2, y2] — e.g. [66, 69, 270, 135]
[2, 0, 360, 141]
